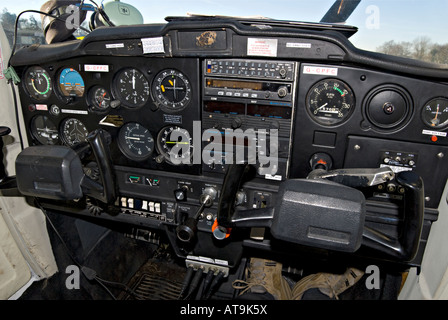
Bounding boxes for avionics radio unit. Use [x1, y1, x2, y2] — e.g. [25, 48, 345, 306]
[204, 59, 296, 102]
[201, 59, 298, 181]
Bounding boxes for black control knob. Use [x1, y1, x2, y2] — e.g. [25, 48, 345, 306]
[277, 86, 288, 98]
[279, 68, 287, 79]
[174, 185, 189, 202]
[231, 117, 243, 129]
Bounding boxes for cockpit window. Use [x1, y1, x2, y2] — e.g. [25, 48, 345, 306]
[1, 0, 447, 65]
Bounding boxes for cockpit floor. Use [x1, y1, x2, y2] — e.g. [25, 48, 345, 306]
[120, 259, 185, 300]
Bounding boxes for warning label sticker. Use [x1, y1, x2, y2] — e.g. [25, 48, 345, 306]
[247, 38, 278, 57]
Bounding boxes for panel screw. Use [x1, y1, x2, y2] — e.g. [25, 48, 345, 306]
[437, 152, 444, 159]
[354, 145, 361, 151]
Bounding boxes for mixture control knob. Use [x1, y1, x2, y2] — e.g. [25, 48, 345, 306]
[277, 86, 288, 98]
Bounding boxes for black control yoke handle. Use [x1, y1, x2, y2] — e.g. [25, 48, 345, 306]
[215, 164, 424, 262]
[362, 171, 424, 261]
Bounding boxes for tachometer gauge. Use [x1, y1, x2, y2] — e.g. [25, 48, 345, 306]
[306, 79, 355, 125]
[157, 126, 193, 165]
[30, 115, 59, 145]
[118, 122, 155, 161]
[60, 118, 89, 147]
[88, 86, 111, 112]
[422, 98, 448, 129]
[23, 66, 53, 101]
[113, 68, 150, 108]
[59, 68, 85, 97]
[152, 69, 192, 113]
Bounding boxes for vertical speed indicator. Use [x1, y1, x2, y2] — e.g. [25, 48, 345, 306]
[306, 79, 355, 126]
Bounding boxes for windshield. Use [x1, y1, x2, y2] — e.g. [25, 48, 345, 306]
[1, 0, 448, 65]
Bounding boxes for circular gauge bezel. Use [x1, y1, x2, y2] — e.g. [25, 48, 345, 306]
[60, 118, 89, 147]
[87, 86, 112, 113]
[57, 67, 85, 98]
[30, 115, 59, 145]
[156, 126, 193, 165]
[421, 97, 448, 130]
[152, 69, 192, 113]
[23, 66, 53, 101]
[118, 122, 155, 161]
[306, 78, 356, 126]
[112, 68, 150, 108]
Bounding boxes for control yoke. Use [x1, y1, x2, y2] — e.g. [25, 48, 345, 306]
[215, 164, 424, 262]
[14, 129, 117, 205]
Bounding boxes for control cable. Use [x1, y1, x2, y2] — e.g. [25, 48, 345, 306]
[184, 268, 204, 300]
[178, 266, 194, 299]
[204, 271, 225, 300]
[199, 270, 215, 300]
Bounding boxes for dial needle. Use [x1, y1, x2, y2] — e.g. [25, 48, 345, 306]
[432, 104, 440, 126]
[317, 103, 328, 111]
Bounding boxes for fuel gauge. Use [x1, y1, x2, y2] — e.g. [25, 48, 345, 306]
[422, 98, 448, 129]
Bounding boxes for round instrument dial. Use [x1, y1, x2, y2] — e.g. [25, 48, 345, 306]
[58, 68, 85, 97]
[306, 79, 355, 125]
[89, 86, 111, 111]
[23, 66, 53, 101]
[152, 69, 192, 112]
[118, 122, 155, 161]
[30, 115, 59, 145]
[113, 68, 150, 108]
[60, 118, 89, 147]
[422, 98, 448, 129]
[157, 126, 193, 165]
